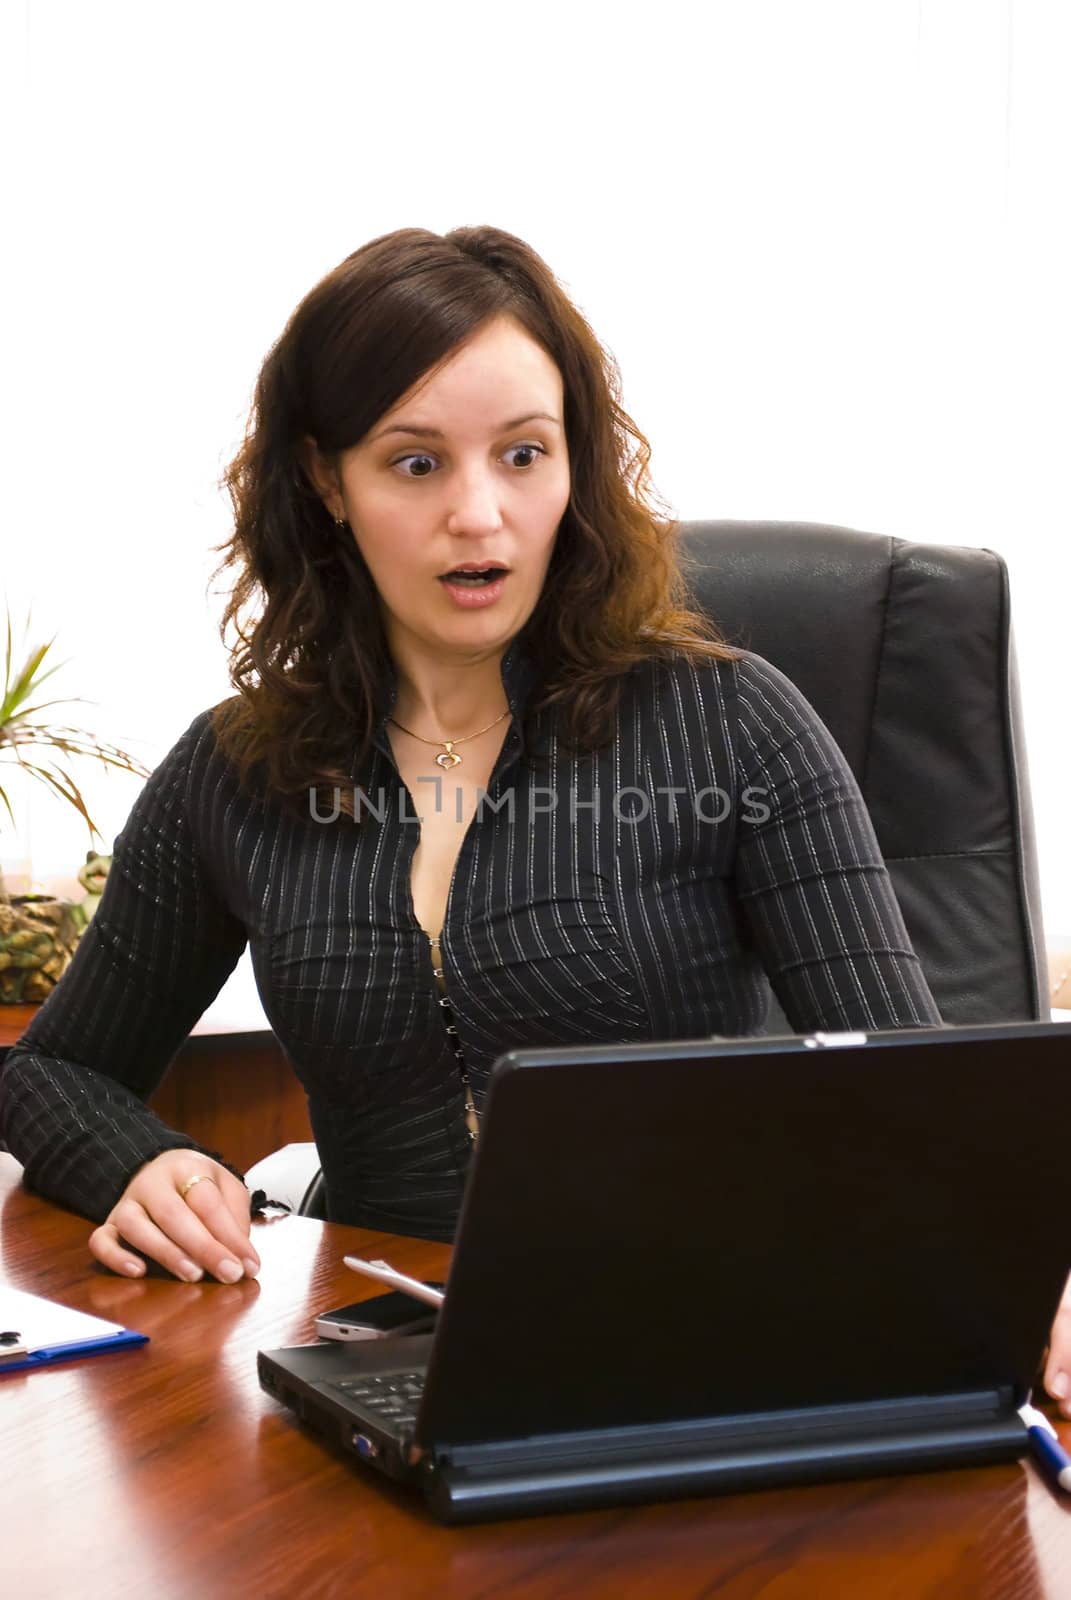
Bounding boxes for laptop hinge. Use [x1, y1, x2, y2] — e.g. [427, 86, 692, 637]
[424, 1389, 1024, 1524]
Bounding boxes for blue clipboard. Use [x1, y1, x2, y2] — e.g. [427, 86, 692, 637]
[0, 1287, 148, 1375]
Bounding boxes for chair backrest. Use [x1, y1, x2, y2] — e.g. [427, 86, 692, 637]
[677, 519, 1048, 1025]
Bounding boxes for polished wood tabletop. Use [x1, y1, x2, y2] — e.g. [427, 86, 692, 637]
[2, 1154, 1069, 1599]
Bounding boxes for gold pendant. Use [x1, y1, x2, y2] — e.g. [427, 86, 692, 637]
[436, 744, 462, 770]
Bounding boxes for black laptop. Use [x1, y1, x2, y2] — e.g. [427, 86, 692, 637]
[258, 1020, 1071, 1523]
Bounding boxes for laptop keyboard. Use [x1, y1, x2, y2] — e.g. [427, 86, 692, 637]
[329, 1371, 426, 1435]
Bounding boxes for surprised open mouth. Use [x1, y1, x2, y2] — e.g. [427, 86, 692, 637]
[437, 567, 509, 587]
[437, 567, 511, 608]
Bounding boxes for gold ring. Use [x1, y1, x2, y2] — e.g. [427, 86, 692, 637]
[178, 1173, 218, 1200]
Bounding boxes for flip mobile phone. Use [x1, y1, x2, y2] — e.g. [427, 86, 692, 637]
[314, 1286, 444, 1342]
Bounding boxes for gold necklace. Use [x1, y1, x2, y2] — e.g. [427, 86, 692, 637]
[387, 707, 511, 769]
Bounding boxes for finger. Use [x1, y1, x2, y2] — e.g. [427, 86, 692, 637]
[151, 1182, 258, 1281]
[199, 1173, 262, 1269]
[184, 1174, 260, 1269]
[1043, 1319, 1071, 1414]
[98, 1204, 208, 1283]
[164, 1154, 258, 1265]
[126, 1190, 248, 1286]
[1043, 1363, 1070, 1415]
[89, 1220, 150, 1279]
[108, 1203, 219, 1286]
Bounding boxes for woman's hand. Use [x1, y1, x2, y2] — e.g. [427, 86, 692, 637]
[89, 1149, 261, 1283]
[1044, 1271, 1071, 1417]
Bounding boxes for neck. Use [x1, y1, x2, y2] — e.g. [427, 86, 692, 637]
[389, 640, 511, 739]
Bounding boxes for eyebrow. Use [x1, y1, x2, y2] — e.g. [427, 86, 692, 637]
[370, 411, 562, 443]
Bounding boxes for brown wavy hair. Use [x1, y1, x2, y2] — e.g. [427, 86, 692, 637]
[210, 224, 738, 819]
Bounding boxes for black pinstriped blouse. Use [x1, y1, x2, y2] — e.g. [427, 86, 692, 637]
[0, 644, 942, 1240]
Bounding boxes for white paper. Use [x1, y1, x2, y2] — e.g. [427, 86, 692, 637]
[0, 1287, 132, 1354]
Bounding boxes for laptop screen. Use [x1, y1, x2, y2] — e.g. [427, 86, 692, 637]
[417, 1022, 1071, 1446]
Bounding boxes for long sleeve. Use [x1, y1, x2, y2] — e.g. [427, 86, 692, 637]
[0, 711, 249, 1221]
[731, 654, 943, 1032]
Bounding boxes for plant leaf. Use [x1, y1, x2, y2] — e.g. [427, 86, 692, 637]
[0, 601, 152, 841]
[4, 699, 70, 723]
[0, 645, 69, 723]
[5, 754, 103, 841]
[4, 694, 96, 725]
[0, 723, 151, 778]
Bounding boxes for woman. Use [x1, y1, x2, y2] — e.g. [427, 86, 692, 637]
[0, 225, 975, 1289]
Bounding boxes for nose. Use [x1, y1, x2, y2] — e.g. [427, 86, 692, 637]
[445, 465, 505, 538]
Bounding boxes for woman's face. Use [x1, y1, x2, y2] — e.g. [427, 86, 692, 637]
[310, 314, 571, 665]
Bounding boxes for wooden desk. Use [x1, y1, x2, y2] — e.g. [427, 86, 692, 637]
[2, 1156, 1069, 1598]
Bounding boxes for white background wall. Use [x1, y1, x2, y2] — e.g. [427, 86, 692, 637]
[2, 0, 1068, 1027]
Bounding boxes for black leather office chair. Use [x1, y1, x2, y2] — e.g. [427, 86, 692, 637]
[253, 518, 1049, 1216]
[678, 519, 1048, 1026]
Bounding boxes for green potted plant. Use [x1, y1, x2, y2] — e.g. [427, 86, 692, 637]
[0, 605, 151, 1003]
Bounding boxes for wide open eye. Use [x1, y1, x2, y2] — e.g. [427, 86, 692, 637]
[502, 443, 546, 470]
[393, 454, 436, 478]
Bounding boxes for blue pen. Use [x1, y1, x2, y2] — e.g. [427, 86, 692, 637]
[1019, 1403, 1071, 1493]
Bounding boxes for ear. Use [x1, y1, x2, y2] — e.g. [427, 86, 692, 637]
[301, 435, 342, 516]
